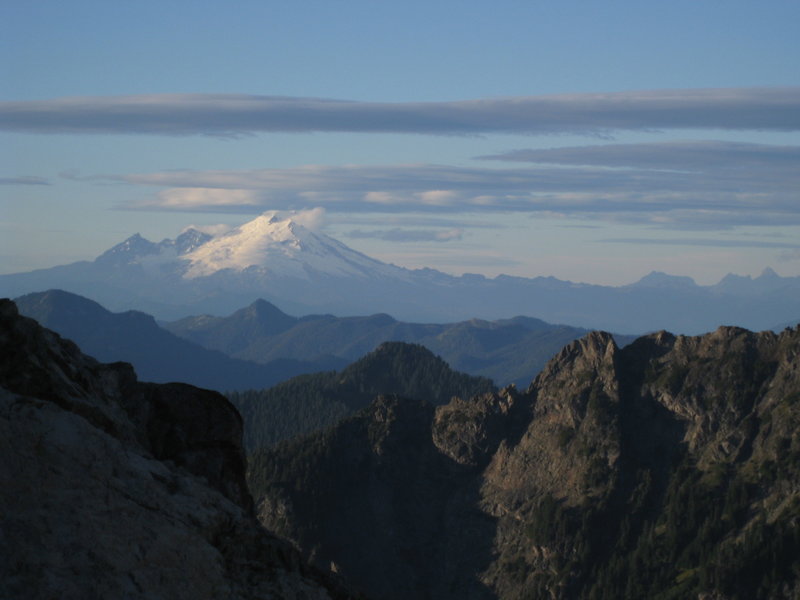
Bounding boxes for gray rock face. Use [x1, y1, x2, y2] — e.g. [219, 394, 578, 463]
[0, 299, 354, 600]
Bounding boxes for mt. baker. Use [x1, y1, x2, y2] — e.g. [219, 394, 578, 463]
[94, 212, 403, 281]
[1, 212, 797, 333]
[180, 213, 407, 280]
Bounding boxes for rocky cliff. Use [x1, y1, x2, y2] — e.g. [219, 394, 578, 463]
[251, 326, 800, 599]
[0, 299, 357, 600]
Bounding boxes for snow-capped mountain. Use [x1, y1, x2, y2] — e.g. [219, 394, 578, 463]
[95, 228, 214, 267]
[180, 213, 408, 280]
[1, 212, 798, 333]
[90, 212, 410, 283]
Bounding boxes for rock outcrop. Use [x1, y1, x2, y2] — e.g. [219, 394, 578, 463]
[251, 325, 800, 600]
[0, 299, 357, 600]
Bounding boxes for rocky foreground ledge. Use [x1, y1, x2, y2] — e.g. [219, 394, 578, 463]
[0, 299, 358, 600]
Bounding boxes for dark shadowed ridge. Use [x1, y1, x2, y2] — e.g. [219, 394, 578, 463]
[248, 324, 800, 600]
[229, 341, 496, 451]
[14, 289, 343, 392]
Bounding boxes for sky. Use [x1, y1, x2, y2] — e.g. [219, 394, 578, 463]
[2, 0, 799, 285]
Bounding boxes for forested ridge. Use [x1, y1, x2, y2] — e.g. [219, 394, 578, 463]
[248, 326, 800, 600]
[227, 341, 495, 451]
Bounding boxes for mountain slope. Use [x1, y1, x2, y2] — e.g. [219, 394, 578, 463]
[1, 212, 798, 332]
[249, 325, 800, 600]
[228, 341, 495, 451]
[0, 299, 357, 599]
[166, 299, 605, 388]
[14, 289, 343, 392]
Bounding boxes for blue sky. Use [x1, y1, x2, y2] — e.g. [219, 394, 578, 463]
[2, 0, 799, 284]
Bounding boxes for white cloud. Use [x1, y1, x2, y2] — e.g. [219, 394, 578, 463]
[364, 191, 397, 205]
[156, 188, 261, 207]
[181, 223, 233, 237]
[285, 207, 326, 231]
[415, 190, 458, 206]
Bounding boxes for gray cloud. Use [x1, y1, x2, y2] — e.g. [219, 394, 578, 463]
[0, 176, 50, 185]
[330, 214, 506, 229]
[84, 136, 799, 230]
[475, 140, 800, 229]
[779, 249, 800, 262]
[1, 88, 799, 136]
[347, 228, 464, 243]
[479, 140, 800, 171]
[113, 157, 799, 198]
[600, 237, 800, 249]
[423, 254, 525, 269]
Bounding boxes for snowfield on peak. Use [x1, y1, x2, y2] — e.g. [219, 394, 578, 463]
[181, 213, 409, 280]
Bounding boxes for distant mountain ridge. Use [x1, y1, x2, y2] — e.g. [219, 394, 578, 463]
[14, 289, 344, 392]
[165, 298, 614, 388]
[16, 289, 603, 390]
[1, 212, 798, 333]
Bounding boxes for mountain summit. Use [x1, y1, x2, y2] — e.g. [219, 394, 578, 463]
[95, 228, 214, 267]
[181, 212, 405, 280]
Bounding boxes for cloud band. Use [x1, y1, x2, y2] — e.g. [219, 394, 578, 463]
[102, 138, 799, 230]
[2, 88, 799, 136]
